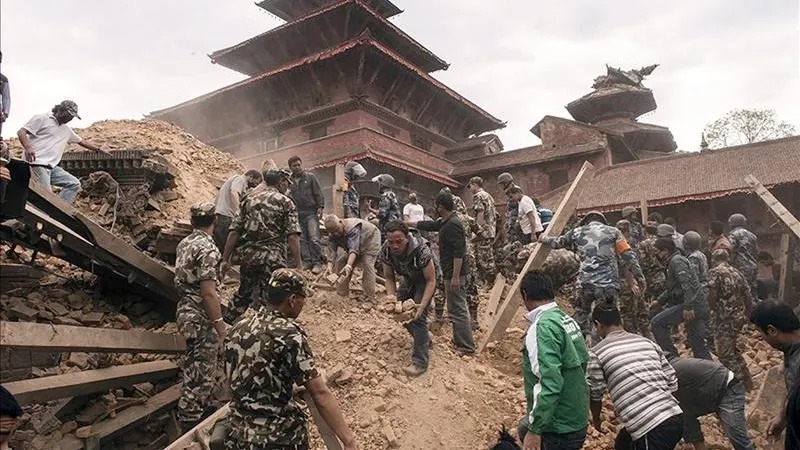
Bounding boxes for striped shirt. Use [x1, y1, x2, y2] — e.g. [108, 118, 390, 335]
[587, 330, 682, 440]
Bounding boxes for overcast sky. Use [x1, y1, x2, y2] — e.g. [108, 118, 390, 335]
[2, 0, 798, 152]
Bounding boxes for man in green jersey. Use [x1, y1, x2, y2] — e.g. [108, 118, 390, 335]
[518, 270, 590, 450]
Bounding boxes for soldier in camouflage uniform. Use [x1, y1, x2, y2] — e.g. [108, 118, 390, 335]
[638, 221, 665, 318]
[515, 246, 579, 297]
[174, 203, 227, 431]
[615, 220, 650, 337]
[370, 174, 400, 241]
[221, 168, 302, 323]
[497, 172, 522, 245]
[728, 213, 758, 301]
[541, 211, 642, 340]
[708, 249, 754, 391]
[224, 269, 358, 450]
[621, 206, 645, 251]
[468, 176, 499, 285]
[342, 161, 366, 218]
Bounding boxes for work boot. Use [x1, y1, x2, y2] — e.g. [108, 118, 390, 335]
[403, 364, 427, 377]
[311, 265, 323, 275]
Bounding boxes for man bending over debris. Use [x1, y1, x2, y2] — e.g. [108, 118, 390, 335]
[749, 300, 800, 448]
[381, 220, 438, 377]
[213, 169, 262, 250]
[17, 100, 110, 204]
[324, 214, 381, 299]
[221, 168, 302, 323]
[667, 355, 755, 450]
[517, 271, 589, 450]
[588, 305, 684, 450]
[539, 211, 642, 341]
[174, 203, 226, 432]
[225, 269, 358, 450]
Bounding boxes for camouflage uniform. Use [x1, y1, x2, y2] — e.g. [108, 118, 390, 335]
[225, 270, 317, 449]
[377, 189, 400, 231]
[458, 210, 480, 328]
[227, 186, 301, 322]
[542, 221, 641, 336]
[638, 236, 665, 316]
[174, 229, 221, 424]
[342, 181, 359, 218]
[539, 248, 580, 297]
[617, 253, 650, 337]
[472, 189, 498, 284]
[627, 221, 645, 252]
[729, 226, 758, 301]
[708, 262, 753, 390]
[505, 198, 522, 245]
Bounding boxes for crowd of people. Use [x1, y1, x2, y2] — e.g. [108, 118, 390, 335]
[1, 87, 796, 449]
[169, 156, 800, 450]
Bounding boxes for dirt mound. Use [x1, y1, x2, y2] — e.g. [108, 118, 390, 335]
[6, 119, 245, 251]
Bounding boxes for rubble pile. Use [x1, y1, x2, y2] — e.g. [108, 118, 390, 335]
[7, 119, 245, 254]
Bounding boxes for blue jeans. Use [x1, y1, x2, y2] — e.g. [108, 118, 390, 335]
[298, 211, 322, 266]
[518, 416, 587, 450]
[30, 166, 81, 204]
[683, 381, 754, 450]
[651, 304, 711, 360]
[400, 278, 430, 369]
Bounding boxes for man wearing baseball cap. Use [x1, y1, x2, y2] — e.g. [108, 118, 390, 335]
[17, 100, 111, 204]
[225, 269, 358, 449]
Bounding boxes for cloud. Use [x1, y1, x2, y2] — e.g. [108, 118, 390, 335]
[2, 0, 797, 153]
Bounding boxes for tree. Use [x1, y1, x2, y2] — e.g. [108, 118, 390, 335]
[703, 108, 796, 149]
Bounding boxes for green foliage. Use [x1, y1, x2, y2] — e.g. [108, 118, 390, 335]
[703, 109, 796, 149]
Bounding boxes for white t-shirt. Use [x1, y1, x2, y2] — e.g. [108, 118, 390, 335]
[22, 114, 82, 168]
[403, 203, 425, 222]
[517, 195, 543, 235]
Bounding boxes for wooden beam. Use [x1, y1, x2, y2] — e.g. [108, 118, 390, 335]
[639, 199, 648, 225]
[414, 93, 435, 122]
[745, 174, 800, 238]
[333, 164, 346, 216]
[381, 73, 404, 106]
[4, 360, 179, 405]
[355, 48, 366, 89]
[486, 273, 506, 317]
[61, 384, 182, 450]
[303, 391, 343, 450]
[0, 322, 186, 354]
[778, 233, 796, 303]
[478, 162, 596, 352]
[308, 66, 328, 103]
[401, 80, 419, 108]
[343, 3, 352, 38]
[164, 403, 230, 450]
[366, 60, 384, 86]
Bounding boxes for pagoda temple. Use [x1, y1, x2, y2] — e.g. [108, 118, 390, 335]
[150, 0, 505, 209]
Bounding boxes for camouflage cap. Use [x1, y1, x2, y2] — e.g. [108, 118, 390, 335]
[615, 219, 630, 233]
[497, 172, 513, 184]
[711, 248, 730, 262]
[621, 206, 637, 218]
[190, 202, 215, 217]
[656, 223, 676, 237]
[269, 268, 311, 298]
[58, 100, 81, 119]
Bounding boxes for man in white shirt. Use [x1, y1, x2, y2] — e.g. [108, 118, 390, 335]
[506, 186, 542, 244]
[403, 192, 425, 223]
[17, 100, 109, 204]
[213, 170, 263, 250]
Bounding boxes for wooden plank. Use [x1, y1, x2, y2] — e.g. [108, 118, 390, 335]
[4, 360, 178, 405]
[745, 174, 800, 238]
[164, 403, 230, 450]
[486, 273, 506, 317]
[333, 164, 346, 217]
[303, 391, 343, 450]
[72, 384, 181, 450]
[639, 199, 648, 225]
[0, 321, 186, 354]
[478, 162, 595, 352]
[778, 233, 796, 303]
